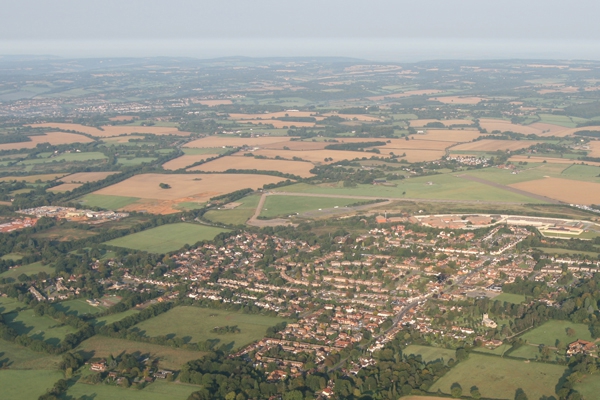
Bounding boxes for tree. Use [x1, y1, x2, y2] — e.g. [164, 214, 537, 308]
[451, 382, 463, 398]
[515, 388, 528, 400]
[567, 327, 576, 337]
[456, 348, 468, 362]
[159, 183, 171, 189]
[470, 386, 482, 399]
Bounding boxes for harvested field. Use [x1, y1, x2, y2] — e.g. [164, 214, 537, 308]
[196, 99, 232, 106]
[237, 119, 316, 128]
[480, 118, 540, 135]
[59, 171, 119, 183]
[323, 113, 383, 122]
[410, 119, 473, 127]
[108, 116, 138, 121]
[509, 156, 600, 167]
[229, 111, 317, 120]
[28, 123, 190, 137]
[378, 138, 452, 151]
[586, 140, 600, 157]
[250, 149, 376, 164]
[162, 154, 221, 170]
[0, 174, 66, 182]
[397, 150, 445, 162]
[93, 173, 284, 214]
[452, 139, 539, 152]
[419, 129, 482, 142]
[262, 140, 329, 150]
[366, 89, 442, 101]
[430, 96, 485, 104]
[510, 177, 600, 204]
[184, 136, 292, 148]
[190, 156, 315, 177]
[47, 183, 82, 192]
[0, 131, 93, 150]
[101, 135, 146, 143]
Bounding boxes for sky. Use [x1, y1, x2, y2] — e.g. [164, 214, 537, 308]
[1, 0, 599, 61]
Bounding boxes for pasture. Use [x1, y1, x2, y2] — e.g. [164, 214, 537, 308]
[190, 156, 315, 177]
[91, 309, 139, 327]
[251, 148, 380, 164]
[103, 223, 229, 253]
[52, 299, 106, 317]
[130, 306, 287, 350]
[203, 194, 262, 225]
[493, 293, 526, 304]
[410, 119, 473, 127]
[418, 129, 481, 142]
[518, 320, 593, 346]
[28, 123, 190, 137]
[0, 369, 65, 400]
[162, 154, 221, 170]
[511, 177, 600, 204]
[0, 338, 62, 369]
[429, 354, 566, 399]
[0, 261, 54, 280]
[33, 227, 97, 242]
[0, 131, 93, 151]
[64, 380, 201, 400]
[402, 345, 457, 364]
[21, 151, 107, 164]
[0, 173, 66, 182]
[260, 195, 362, 218]
[3, 309, 77, 345]
[0, 297, 26, 314]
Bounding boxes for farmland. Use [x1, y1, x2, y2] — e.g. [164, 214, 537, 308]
[0, 297, 26, 314]
[452, 139, 540, 152]
[429, 354, 566, 399]
[78, 193, 140, 210]
[64, 380, 202, 400]
[511, 177, 600, 204]
[203, 194, 262, 225]
[3, 309, 77, 345]
[184, 135, 291, 148]
[518, 320, 593, 347]
[260, 195, 364, 218]
[0, 131, 93, 151]
[162, 154, 221, 170]
[130, 306, 287, 350]
[0, 370, 65, 400]
[29, 123, 190, 137]
[0, 261, 54, 280]
[190, 155, 316, 177]
[0, 338, 62, 369]
[91, 309, 139, 327]
[103, 223, 229, 253]
[59, 171, 119, 183]
[402, 345, 457, 364]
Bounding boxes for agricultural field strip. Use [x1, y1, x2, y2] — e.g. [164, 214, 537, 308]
[458, 174, 562, 204]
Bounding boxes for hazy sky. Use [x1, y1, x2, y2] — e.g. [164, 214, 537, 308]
[1, 0, 599, 60]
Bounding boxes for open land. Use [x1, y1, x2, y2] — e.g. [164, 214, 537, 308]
[452, 139, 540, 152]
[184, 136, 292, 148]
[430, 96, 485, 104]
[46, 183, 82, 192]
[510, 177, 600, 204]
[28, 123, 190, 137]
[4, 309, 77, 345]
[162, 154, 221, 170]
[410, 119, 474, 127]
[402, 345, 457, 364]
[0, 131, 93, 150]
[0, 261, 54, 280]
[260, 195, 365, 218]
[190, 156, 315, 177]
[0, 370, 65, 400]
[64, 380, 202, 400]
[59, 171, 119, 183]
[518, 320, 593, 346]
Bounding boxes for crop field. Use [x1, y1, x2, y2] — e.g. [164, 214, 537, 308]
[511, 177, 600, 204]
[184, 135, 292, 148]
[0, 297, 26, 314]
[104, 223, 229, 253]
[378, 138, 452, 150]
[402, 345, 457, 364]
[91, 309, 139, 327]
[366, 89, 442, 101]
[518, 320, 593, 346]
[0, 338, 62, 369]
[479, 118, 542, 135]
[29, 123, 190, 137]
[418, 129, 481, 142]
[4, 309, 77, 345]
[162, 154, 221, 170]
[93, 173, 284, 214]
[46, 183, 82, 192]
[587, 140, 600, 157]
[237, 119, 316, 128]
[190, 156, 315, 177]
[64, 380, 201, 400]
[251, 148, 381, 164]
[430, 96, 485, 104]
[493, 293, 526, 304]
[0, 369, 65, 400]
[410, 119, 473, 127]
[77, 335, 204, 370]
[228, 111, 317, 120]
[452, 139, 539, 152]
[262, 140, 330, 150]
[52, 299, 106, 317]
[323, 112, 383, 122]
[78, 193, 140, 210]
[182, 147, 230, 155]
[0, 131, 94, 150]
[131, 306, 287, 350]
[0, 173, 66, 182]
[0, 261, 54, 280]
[509, 155, 600, 166]
[59, 171, 119, 183]
[429, 354, 566, 399]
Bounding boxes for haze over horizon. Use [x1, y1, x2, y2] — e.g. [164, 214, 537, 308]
[2, 0, 600, 61]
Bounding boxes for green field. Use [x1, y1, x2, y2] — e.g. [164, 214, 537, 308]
[534, 247, 600, 257]
[77, 336, 204, 370]
[0, 297, 27, 314]
[464, 162, 568, 185]
[65, 379, 201, 400]
[519, 320, 593, 347]
[117, 156, 158, 166]
[183, 147, 230, 155]
[131, 306, 287, 350]
[91, 309, 139, 327]
[537, 113, 587, 127]
[104, 223, 229, 253]
[0, 369, 65, 400]
[33, 226, 98, 241]
[1, 253, 23, 261]
[260, 195, 362, 218]
[79, 193, 140, 209]
[0, 338, 62, 369]
[0, 261, 54, 280]
[493, 293, 526, 304]
[20, 152, 107, 165]
[561, 164, 600, 180]
[472, 343, 511, 356]
[204, 194, 261, 225]
[53, 299, 106, 317]
[402, 345, 457, 364]
[429, 354, 566, 399]
[575, 372, 600, 399]
[4, 309, 77, 345]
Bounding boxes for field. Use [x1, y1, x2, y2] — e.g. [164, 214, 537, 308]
[409, 119, 473, 127]
[162, 154, 221, 170]
[251, 148, 385, 164]
[0, 131, 93, 151]
[46, 183, 82, 192]
[510, 155, 600, 166]
[430, 96, 485, 104]
[0, 338, 62, 369]
[511, 177, 600, 204]
[52, 299, 106, 317]
[561, 164, 600, 180]
[418, 129, 481, 142]
[4, 309, 77, 345]
[103, 223, 229, 253]
[184, 135, 291, 148]
[0, 173, 66, 182]
[78, 193, 140, 210]
[260, 195, 363, 218]
[493, 293, 526, 304]
[452, 139, 539, 152]
[76, 335, 204, 370]
[203, 194, 262, 225]
[190, 155, 315, 177]
[91, 309, 139, 327]
[59, 171, 119, 183]
[65, 379, 201, 400]
[429, 354, 566, 399]
[0, 370, 65, 400]
[575, 373, 600, 400]
[130, 306, 287, 350]
[0, 297, 26, 314]
[518, 320, 593, 346]
[92, 173, 284, 214]
[29, 123, 190, 137]
[0, 261, 54, 280]
[402, 345, 457, 364]
[21, 151, 107, 164]
[366, 89, 442, 101]
[237, 119, 316, 128]
[33, 227, 97, 242]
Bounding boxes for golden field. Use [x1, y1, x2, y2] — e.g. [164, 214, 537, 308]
[189, 156, 315, 177]
[162, 154, 221, 170]
[29, 123, 190, 137]
[510, 177, 600, 205]
[0, 132, 93, 150]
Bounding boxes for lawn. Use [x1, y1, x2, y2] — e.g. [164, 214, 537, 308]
[0, 261, 54, 280]
[519, 320, 593, 347]
[0, 338, 62, 369]
[429, 354, 566, 399]
[260, 195, 362, 218]
[103, 223, 230, 253]
[0, 369, 65, 400]
[3, 309, 77, 345]
[91, 309, 139, 327]
[79, 193, 140, 210]
[402, 345, 457, 364]
[52, 299, 106, 317]
[76, 336, 204, 370]
[65, 380, 201, 400]
[0, 297, 27, 314]
[493, 293, 526, 304]
[130, 306, 287, 350]
[464, 162, 567, 185]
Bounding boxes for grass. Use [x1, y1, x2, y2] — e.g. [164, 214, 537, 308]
[472, 343, 511, 356]
[464, 162, 568, 185]
[52, 299, 106, 317]
[77, 335, 204, 370]
[429, 353, 566, 399]
[3, 309, 77, 345]
[0, 369, 65, 400]
[561, 164, 600, 180]
[183, 147, 229, 155]
[260, 195, 362, 218]
[0, 296, 27, 314]
[204, 208, 255, 225]
[493, 293, 526, 304]
[117, 156, 158, 166]
[173, 201, 206, 211]
[91, 309, 139, 327]
[79, 193, 140, 210]
[20, 152, 107, 165]
[1, 253, 23, 261]
[103, 223, 230, 253]
[130, 306, 287, 350]
[33, 226, 98, 241]
[0, 261, 54, 280]
[575, 371, 600, 399]
[0, 338, 62, 369]
[402, 345, 457, 364]
[519, 320, 593, 347]
[534, 247, 600, 258]
[65, 380, 201, 400]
